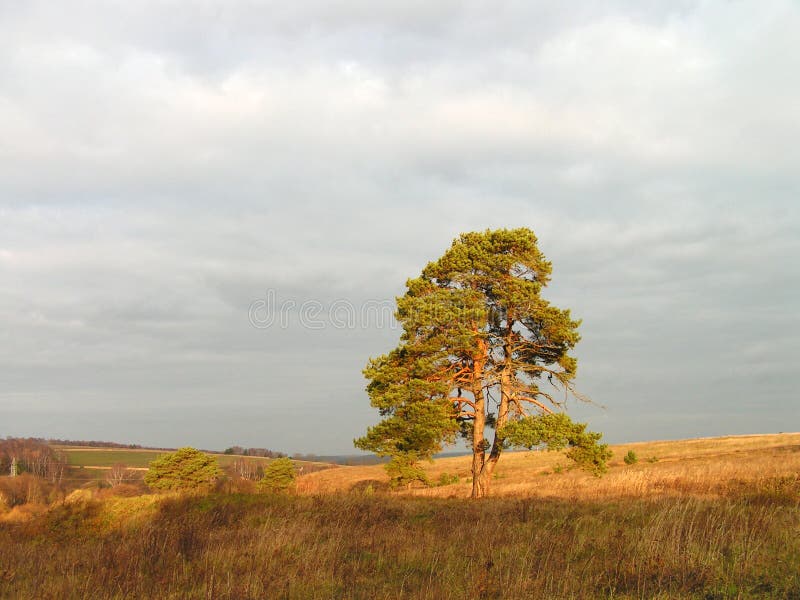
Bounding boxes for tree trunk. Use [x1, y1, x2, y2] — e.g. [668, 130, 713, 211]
[470, 382, 487, 499]
[470, 341, 488, 499]
[471, 449, 486, 498]
[474, 461, 495, 498]
[472, 329, 514, 499]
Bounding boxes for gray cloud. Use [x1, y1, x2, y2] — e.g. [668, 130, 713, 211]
[1, 1, 798, 452]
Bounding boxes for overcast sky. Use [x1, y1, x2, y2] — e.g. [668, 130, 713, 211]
[1, 1, 798, 453]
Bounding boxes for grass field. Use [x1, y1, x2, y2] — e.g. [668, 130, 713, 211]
[298, 432, 800, 499]
[57, 447, 336, 476]
[60, 448, 168, 468]
[1, 483, 799, 598]
[1, 433, 797, 598]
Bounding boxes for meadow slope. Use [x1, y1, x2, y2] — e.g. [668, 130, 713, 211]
[298, 433, 800, 499]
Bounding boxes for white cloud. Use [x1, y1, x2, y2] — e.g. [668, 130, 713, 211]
[0, 1, 798, 451]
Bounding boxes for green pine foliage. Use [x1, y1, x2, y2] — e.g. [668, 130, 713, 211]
[355, 347, 460, 487]
[257, 457, 296, 493]
[385, 454, 430, 488]
[624, 450, 639, 465]
[143, 447, 222, 493]
[500, 413, 613, 476]
[437, 472, 460, 486]
[356, 228, 611, 496]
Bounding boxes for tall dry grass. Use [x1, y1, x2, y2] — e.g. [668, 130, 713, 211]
[0, 486, 798, 599]
[1, 433, 799, 598]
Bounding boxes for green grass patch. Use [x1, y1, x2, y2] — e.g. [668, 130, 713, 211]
[60, 448, 331, 474]
[63, 449, 167, 468]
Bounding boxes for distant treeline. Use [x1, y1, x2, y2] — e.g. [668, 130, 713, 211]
[221, 448, 386, 465]
[308, 455, 389, 466]
[223, 446, 287, 458]
[304, 452, 469, 466]
[2, 436, 464, 467]
[224, 448, 388, 465]
[44, 438, 176, 450]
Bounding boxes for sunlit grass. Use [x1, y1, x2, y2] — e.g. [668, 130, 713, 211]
[299, 432, 800, 500]
[1, 488, 798, 599]
[1, 433, 797, 598]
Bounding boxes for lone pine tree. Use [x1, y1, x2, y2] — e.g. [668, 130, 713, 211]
[355, 228, 610, 498]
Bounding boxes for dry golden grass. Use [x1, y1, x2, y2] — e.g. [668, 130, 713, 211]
[2, 487, 799, 598]
[2, 434, 800, 599]
[298, 432, 800, 500]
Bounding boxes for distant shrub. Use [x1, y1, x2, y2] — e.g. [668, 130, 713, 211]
[437, 472, 460, 486]
[624, 451, 638, 465]
[0, 474, 52, 507]
[385, 455, 429, 488]
[257, 458, 296, 493]
[144, 448, 221, 493]
[647, 456, 659, 463]
[106, 484, 142, 498]
[553, 464, 565, 474]
[221, 477, 257, 494]
[106, 463, 130, 487]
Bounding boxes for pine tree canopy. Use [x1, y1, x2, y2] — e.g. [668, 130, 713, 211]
[144, 447, 222, 493]
[355, 228, 611, 497]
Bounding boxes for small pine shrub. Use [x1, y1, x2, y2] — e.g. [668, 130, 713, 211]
[624, 450, 638, 465]
[437, 473, 460, 486]
[144, 448, 222, 493]
[386, 455, 429, 488]
[257, 458, 296, 493]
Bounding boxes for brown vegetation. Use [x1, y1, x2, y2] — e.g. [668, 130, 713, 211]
[1, 485, 798, 598]
[0, 438, 67, 484]
[0, 433, 797, 598]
